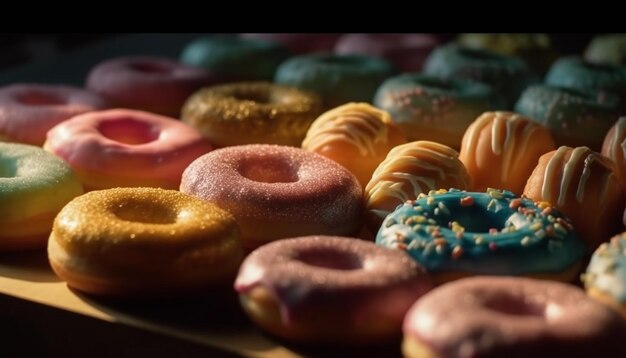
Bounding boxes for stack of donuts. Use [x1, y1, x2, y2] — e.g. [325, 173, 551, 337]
[2, 33, 626, 357]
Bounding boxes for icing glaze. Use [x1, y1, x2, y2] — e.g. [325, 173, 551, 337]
[584, 234, 626, 304]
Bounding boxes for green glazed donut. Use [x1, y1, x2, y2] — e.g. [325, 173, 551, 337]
[585, 34, 626, 66]
[274, 54, 395, 109]
[514, 84, 621, 151]
[373, 73, 502, 148]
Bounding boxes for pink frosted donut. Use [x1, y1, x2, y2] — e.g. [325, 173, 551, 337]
[180, 144, 363, 250]
[0, 84, 108, 146]
[334, 33, 439, 72]
[403, 276, 626, 358]
[44, 109, 212, 191]
[235, 235, 433, 344]
[86, 56, 218, 117]
[239, 33, 340, 54]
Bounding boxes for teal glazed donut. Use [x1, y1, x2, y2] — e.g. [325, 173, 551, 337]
[373, 73, 501, 148]
[180, 36, 290, 81]
[584, 233, 626, 318]
[376, 188, 586, 284]
[274, 54, 395, 109]
[423, 44, 537, 107]
[514, 84, 621, 151]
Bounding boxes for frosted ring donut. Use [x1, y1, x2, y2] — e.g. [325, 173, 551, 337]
[48, 187, 243, 297]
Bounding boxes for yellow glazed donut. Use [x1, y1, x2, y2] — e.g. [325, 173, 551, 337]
[302, 102, 407, 188]
[48, 187, 243, 297]
[0, 142, 83, 251]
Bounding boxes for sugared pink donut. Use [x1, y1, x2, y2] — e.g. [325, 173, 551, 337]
[0, 84, 108, 146]
[180, 145, 363, 250]
[235, 236, 433, 344]
[239, 33, 340, 54]
[86, 56, 218, 117]
[334, 33, 439, 72]
[44, 109, 212, 191]
[403, 276, 626, 358]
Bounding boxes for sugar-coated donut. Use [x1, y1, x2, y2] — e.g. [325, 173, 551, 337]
[0, 84, 108, 146]
[376, 188, 586, 284]
[523, 146, 625, 251]
[373, 74, 501, 148]
[403, 276, 626, 358]
[86, 56, 217, 117]
[48, 187, 243, 298]
[235, 236, 433, 344]
[585, 34, 626, 66]
[459, 111, 556, 194]
[180, 145, 363, 251]
[583, 233, 626, 319]
[239, 33, 339, 54]
[0, 143, 83, 251]
[364, 141, 470, 233]
[301, 102, 407, 188]
[181, 82, 322, 147]
[601, 116, 626, 188]
[44, 109, 212, 191]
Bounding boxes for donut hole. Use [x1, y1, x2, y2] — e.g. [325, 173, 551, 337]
[319, 56, 363, 67]
[296, 248, 362, 270]
[0, 161, 17, 178]
[98, 118, 159, 145]
[453, 207, 504, 233]
[238, 157, 299, 183]
[16, 91, 65, 106]
[458, 47, 502, 61]
[231, 91, 271, 104]
[112, 199, 177, 224]
[128, 61, 173, 74]
[484, 294, 545, 318]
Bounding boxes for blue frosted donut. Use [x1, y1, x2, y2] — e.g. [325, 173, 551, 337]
[376, 188, 586, 284]
[584, 233, 626, 318]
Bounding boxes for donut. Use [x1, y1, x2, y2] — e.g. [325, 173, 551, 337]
[48, 187, 243, 297]
[601, 116, 626, 187]
[585, 34, 626, 66]
[0, 143, 83, 251]
[423, 43, 537, 107]
[180, 36, 289, 82]
[459, 111, 556, 194]
[373, 73, 500, 148]
[274, 53, 395, 109]
[583, 233, 626, 319]
[334, 33, 439, 72]
[44, 109, 212, 191]
[86, 56, 217, 117]
[376, 188, 586, 284]
[523, 146, 625, 251]
[239, 33, 340, 54]
[301, 102, 406, 188]
[0, 84, 108, 146]
[514, 85, 621, 151]
[364, 141, 470, 233]
[180, 144, 363, 251]
[403, 276, 626, 358]
[181, 82, 322, 147]
[234, 235, 433, 344]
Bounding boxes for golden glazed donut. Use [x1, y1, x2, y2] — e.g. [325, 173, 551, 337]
[302, 102, 407, 188]
[524, 146, 625, 251]
[460, 111, 556, 194]
[48, 187, 243, 297]
[601, 117, 626, 188]
[364, 141, 470, 232]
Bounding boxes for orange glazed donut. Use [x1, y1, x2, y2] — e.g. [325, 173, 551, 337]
[235, 236, 433, 344]
[180, 145, 363, 251]
[460, 111, 556, 194]
[44, 109, 212, 191]
[48, 187, 243, 298]
[524, 146, 625, 251]
[302, 102, 407, 188]
[602, 116, 626, 188]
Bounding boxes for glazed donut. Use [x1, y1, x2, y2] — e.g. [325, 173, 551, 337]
[181, 82, 322, 147]
[459, 111, 556, 194]
[602, 117, 626, 187]
[364, 141, 470, 233]
[235, 236, 433, 344]
[403, 276, 626, 358]
[0, 84, 108, 146]
[376, 188, 586, 284]
[585, 34, 626, 66]
[583, 233, 626, 319]
[180, 144, 363, 250]
[0, 143, 83, 251]
[423, 44, 537, 107]
[239, 33, 339, 54]
[86, 56, 217, 117]
[301, 102, 407, 188]
[514, 85, 621, 151]
[274, 53, 395, 109]
[48, 187, 243, 297]
[180, 36, 289, 82]
[373, 73, 500, 148]
[44, 109, 212, 191]
[523, 146, 625, 251]
[334, 33, 439, 72]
